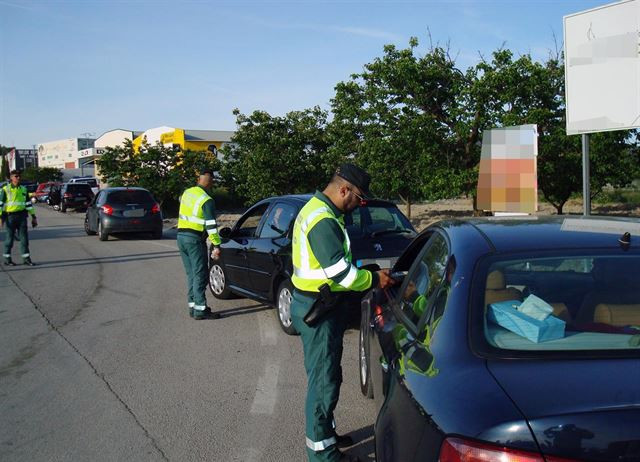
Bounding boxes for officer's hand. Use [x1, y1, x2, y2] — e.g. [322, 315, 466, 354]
[211, 246, 221, 260]
[377, 269, 396, 289]
[32, 218, 38, 228]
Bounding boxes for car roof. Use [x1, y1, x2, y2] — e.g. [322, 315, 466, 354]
[437, 215, 640, 252]
[101, 187, 150, 192]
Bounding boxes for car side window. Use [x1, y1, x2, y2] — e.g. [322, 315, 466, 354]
[397, 233, 449, 328]
[235, 203, 269, 238]
[259, 203, 297, 239]
[344, 208, 364, 237]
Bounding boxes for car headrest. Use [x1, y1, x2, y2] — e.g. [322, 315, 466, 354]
[486, 270, 506, 290]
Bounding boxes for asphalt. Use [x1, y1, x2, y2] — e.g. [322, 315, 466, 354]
[0, 204, 378, 461]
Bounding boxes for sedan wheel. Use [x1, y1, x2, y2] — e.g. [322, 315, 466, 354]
[98, 220, 108, 241]
[209, 262, 232, 299]
[359, 312, 374, 398]
[276, 280, 298, 335]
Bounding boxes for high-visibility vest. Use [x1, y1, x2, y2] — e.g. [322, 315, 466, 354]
[292, 196, 369, 293]
[1, 185, 33, 214]
[177, 186, 220, 244]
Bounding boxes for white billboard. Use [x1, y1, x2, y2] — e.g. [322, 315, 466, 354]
[564, 0, 640, 135]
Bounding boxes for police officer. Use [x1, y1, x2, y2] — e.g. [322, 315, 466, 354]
[177, 168, 221, 320]
[291, 164, 395, 462]
[1, 170, 37, 266]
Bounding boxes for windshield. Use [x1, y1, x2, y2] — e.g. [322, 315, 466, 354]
[479, 253, 640, 353]
[345, 204, 414, 238]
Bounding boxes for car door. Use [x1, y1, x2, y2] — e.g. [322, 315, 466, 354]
[223, 202, 270, 291]
[86, 191, 101, 230]
[246, 201, 299, 299]
[373, 232, 450, 462]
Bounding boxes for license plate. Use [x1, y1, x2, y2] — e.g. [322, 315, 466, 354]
[123, 209, 144, 217]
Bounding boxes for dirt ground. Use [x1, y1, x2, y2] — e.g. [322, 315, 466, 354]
[397, 198, 640, 231]
[174, 198, 640, 233]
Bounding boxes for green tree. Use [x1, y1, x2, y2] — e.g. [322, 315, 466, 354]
[96, 139, 219, 211]
[221, 107, 332, 205]
[330, 39, 464, 217]
[21, 166, 63, 183]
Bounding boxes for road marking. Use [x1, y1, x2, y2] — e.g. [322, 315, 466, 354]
[250, 360, 280, 415]
[145, 241, 178, 251]
[258, 312, 278, 346]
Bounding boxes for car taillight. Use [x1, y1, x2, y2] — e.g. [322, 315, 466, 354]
[101, 205, 113, 215]
[151, 203, 160, 214]
[439, 437, 579, 462]
[63, 193, 72, 198]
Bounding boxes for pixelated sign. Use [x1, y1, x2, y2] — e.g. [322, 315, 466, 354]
[476, 125, 538, 214]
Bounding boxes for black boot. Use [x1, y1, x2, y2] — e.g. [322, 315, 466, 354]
[23, 257, 36, 266]
[4, 257, 15, 266]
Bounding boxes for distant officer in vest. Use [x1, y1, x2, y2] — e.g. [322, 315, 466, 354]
[291, 163, 395, 462]
[177, 168, 222, 320]
[1, 170, 37, 266]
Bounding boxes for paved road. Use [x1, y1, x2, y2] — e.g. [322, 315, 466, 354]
[0, 204, 378, 461]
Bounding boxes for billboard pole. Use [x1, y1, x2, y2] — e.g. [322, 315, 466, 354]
[582, 133, 590, 216]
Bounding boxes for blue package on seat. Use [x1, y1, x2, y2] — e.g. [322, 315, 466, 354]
[488, 300, 566, 343]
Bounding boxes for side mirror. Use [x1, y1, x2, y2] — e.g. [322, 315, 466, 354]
[219, 227, 232, 239]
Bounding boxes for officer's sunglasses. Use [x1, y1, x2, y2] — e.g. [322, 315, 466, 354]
[348, 188, 366, 205]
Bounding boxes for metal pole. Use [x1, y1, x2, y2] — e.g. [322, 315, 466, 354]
[582, 133, 590, 216]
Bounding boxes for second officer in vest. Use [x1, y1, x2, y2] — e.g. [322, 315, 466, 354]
[291, 164, 395, 462]
[177, 168, 222, 320]
[1, 170, 37, 266]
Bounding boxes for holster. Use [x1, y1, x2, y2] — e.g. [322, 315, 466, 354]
[303, 283, 344, 327]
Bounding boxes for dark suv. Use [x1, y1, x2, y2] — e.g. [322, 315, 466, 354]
[59, 183, 94, 212]
[209, 194, 415, 334]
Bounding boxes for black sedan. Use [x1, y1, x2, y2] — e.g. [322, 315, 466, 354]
[361, 216, 640, 462]
[84, 187, 163, 241]
[209, 194, 415, 334]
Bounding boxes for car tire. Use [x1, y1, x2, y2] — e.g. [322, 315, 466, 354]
[275, 279, 298, 335]
[84, 216, 96, 235]
[98, 220, 108, 241]
[209, 261, 233, 299]
[359, 311, 374, 399]
[60, 203, 67, 213]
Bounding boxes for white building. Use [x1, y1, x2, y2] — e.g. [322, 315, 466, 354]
[94, 128, 143, 150]
[37, 138, 95, 169]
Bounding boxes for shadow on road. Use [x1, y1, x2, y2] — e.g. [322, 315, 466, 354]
[346, 424, 375, 461]
[216, 303, 272, 318]
[0, 250, 179, 272]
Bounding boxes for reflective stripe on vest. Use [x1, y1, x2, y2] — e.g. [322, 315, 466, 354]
[177, 187, 211, 232]
[292, 196, 356, 292]
[2, 185, 29, 213]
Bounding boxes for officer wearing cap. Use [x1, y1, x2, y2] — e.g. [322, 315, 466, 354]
[177, 168, 222, 320]
[1, 170, 37, 266]
[291, 163, 395, 462]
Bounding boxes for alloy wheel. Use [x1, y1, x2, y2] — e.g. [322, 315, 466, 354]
[210, 265, 225, 295]
[278, 286, 293, 328]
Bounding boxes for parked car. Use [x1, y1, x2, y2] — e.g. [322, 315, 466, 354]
[360, 216, 640, 462]
[34, 181, 62, 203]
[84, 187, 162, 241]
[209, 194, 415, 334]
[56, 182, 94, 213]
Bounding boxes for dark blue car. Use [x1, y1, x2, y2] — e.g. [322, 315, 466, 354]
[360, 216, 640, 462]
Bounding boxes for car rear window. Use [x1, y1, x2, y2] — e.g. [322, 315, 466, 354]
[346, 204, 414, 237]
[107, 190, 154, 204]
[66, 184, 92, 193]
[480, 254, 640, 352]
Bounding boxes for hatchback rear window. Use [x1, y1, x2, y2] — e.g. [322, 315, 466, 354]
[480, 254, 640, 352]
[107, 190, 154, 204]
[346, 204, 414, 237]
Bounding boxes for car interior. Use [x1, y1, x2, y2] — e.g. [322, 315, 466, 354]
[483, 256, 640, 351]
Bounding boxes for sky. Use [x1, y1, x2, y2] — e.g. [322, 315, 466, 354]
[0, 0, 607, 148]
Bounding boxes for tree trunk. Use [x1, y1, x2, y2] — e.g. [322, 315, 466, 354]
[398, 194, 412, 219]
